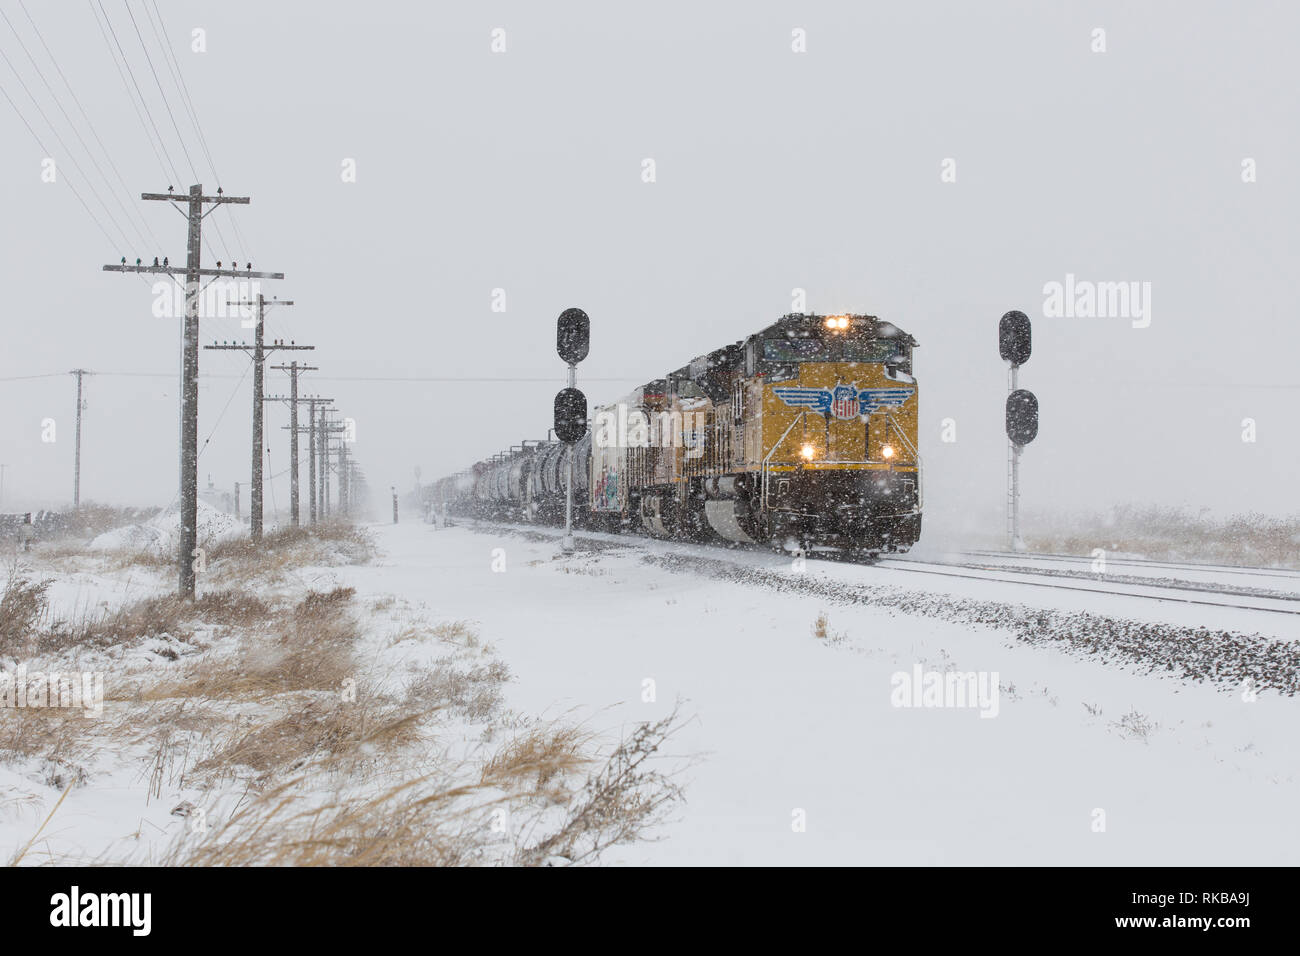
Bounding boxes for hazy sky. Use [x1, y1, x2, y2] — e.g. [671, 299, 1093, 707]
[1, 1, 1296, 536]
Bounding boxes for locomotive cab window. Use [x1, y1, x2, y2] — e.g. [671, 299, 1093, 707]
[763, 337, 910, 370]
[762, 339, 833, 362]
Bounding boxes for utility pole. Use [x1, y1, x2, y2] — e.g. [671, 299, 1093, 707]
[317, 408, 328, 520]
[266, 362, 318, 527]
[283, 397, 333, 525]
[307, 401, 317, 523]
[204, 296, 306, 542]
[338, 438, 349, 514]
[102, 184, 283, 598]
[69, 369, 91, 509]
[320, 410, 331, 520]
[317, 410, 346, 520]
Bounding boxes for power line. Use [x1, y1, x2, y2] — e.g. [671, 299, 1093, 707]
[0, 39, 135, 250]
[0, 370, 653, 383]
[0, 73, 127, 252]
[93, 0, 180, 186]
[17, 0, 156, 248]
[122, 1, 197, 181]
[88, 0, 172, 186]
[1, 3, 157, 250]
[145, 0, 248, 257]
[123, 0, 232, 263]
[0, 372, 68, 382]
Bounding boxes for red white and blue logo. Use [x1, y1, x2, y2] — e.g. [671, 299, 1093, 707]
[773, 385, 912, 420]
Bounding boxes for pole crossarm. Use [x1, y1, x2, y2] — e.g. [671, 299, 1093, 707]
[142, 192, 250, 204]
[102, 265, 285, 280]
[205, 342, 314, 353]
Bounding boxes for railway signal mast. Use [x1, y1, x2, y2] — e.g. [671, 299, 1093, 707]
[999, 310, 1039, 552]
[555, 308, 590, 552]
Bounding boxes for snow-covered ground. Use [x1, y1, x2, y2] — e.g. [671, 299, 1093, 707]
[87, 500, 241, 555]
[332, 521, 1300, 865]
[4, 519, 1297, 866]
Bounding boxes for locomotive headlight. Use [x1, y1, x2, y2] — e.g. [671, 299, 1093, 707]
[837, 316, 849, 329]
[881, 444, 896, 459]
[824, 317, 837, 330]
[800, 443, 816, 460]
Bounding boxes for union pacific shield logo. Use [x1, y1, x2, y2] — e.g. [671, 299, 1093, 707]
[830, 384, 858, 420]
[773, 385, 913, 420]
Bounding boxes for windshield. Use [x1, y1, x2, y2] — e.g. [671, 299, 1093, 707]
[842, 340, 907, 363]
[763, 338, 908, 364]
[763, 339, 833, 362]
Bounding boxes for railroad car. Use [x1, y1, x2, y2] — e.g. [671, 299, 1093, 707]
[428, 312, 921, 555]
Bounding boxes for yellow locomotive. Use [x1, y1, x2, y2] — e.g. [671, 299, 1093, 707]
[432, 312, 921, 555]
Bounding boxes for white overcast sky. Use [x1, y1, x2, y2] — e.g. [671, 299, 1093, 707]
[0, 0, 1296, 534]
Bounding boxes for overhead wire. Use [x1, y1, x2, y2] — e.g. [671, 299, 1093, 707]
[93, 0, 180, 187]
[1, 3, 157, 251]
[17, 1, 158, 252]
[0, 69, 129, 253]
[0, 40, 135, 250]
[120, 0, 233, 266]
[145, 0, 249, 256]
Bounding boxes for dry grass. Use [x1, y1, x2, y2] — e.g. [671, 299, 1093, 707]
[189, 687, 428, 786]
[1110, 708, 1158, 744]
[206, 522, 373, 567]
[0, 707, 88, 778]
[811, 611, 830, 640]
[136, 587, 359, 702]
[161, 705, 688, 867]
[810, 611, 847, 645]
[430, 620, 479, 647]
[3, 577, 272, 661]
[1026, 505, 1300, 569]
[480, 724, 595, 801]
[100, 548, 171, 571]
[402, 659, 509, 722]
[0, 567, 51, 659]
[4, 523, 691, 866]
[514, 708, 688, 866]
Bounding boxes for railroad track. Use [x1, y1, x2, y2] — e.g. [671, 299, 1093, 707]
[871, 557, 1300, 617]
[468, 520, 1300, 618]
[961, 549, 1300, 582]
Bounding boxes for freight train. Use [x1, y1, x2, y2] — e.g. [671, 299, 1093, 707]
[427, 312, 921, 555]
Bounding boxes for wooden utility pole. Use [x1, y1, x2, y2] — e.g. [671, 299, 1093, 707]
[266, 362, 318, 526]
[68, 369, 91, 509]
[338, 438, 349, 514]
[307, 402, 317, 524]
[282, 397, 333, 525]
[317, 410, 346, 520]
[102, 185, 283, 598]
[204, 296, 307, 542]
